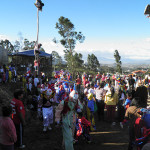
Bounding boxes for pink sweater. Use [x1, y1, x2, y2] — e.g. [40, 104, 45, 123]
[0, 117, 17, 145]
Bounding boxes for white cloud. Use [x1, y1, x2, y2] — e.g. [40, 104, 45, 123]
[3, 34, 146, 62]
[125, 56, 150, 60]
[74, 38, 150, 60]
[8, 36, 149, 62]
[0, 34, 12, 41]
[41, 39, 64, 56]
[145, 38, 150, 42]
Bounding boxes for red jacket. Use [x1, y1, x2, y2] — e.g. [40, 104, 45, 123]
[11, 98, 25, 124]
[81, 116, 91, 127]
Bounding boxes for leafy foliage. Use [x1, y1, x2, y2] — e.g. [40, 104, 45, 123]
[52, 51, 63, 70]
[22, 39, 45, 51]
[23, 39, 36, 50]
[13, 40, 21, 52]
[114, 50, 122, 74]
[87, 53, 100, 72]
[56, 16, 85, 78]
[0, 38, 45, 54]
[0, 39, 14, 53]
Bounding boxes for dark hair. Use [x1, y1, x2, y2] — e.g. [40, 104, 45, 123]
[80, 93, 84, 100]
[110, 87, 115, 98]
[90, 83, 94, 87]
[127, 93, 132, 98]
[2, 105, 12, 117]
[14, 89, 23, 99]
[87, 84, 90, 88]
[134, 86, 148, 108]
[100, 82, 104, 88]
[107, 80, 111, 85]
[130, 97, 141, 108]
[77, 111, 83, 118]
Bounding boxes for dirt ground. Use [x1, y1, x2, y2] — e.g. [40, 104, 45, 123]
[0, 83, 130, 150]
[17, 111, 130, 150]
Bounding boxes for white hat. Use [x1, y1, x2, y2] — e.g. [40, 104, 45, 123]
[69, 90, 78, 100]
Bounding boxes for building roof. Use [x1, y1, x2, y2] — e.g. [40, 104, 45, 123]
[132, 70, 146, 74]
[8, 50, 51, 57]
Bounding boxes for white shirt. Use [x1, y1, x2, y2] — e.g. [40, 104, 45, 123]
[119, 93, 125, 101]
[0, 68, 4, 73]
[29, 83, 32, 91]
[34, 78, 39, 87]
[88, 88, 95, 95]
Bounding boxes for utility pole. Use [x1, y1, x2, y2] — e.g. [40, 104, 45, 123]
[34, 0, 44, 76]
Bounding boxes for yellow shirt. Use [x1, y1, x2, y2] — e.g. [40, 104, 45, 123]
[105, 92, 118, 105]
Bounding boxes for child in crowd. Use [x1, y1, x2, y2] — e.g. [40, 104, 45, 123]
[75, 110, 91, 143]
[119, 92, 132, 128]
[41, 89, 54, 132]
[86, 93, 96, 131]
[124, 93, 132, 111]
[0, 105, 17, 150]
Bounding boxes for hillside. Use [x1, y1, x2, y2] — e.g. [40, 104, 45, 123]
[0, 82, 22, 105]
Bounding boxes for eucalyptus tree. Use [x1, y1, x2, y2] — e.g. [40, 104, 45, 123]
[0, 39, 14, 53]
[114, 50, 122, 74]
[72, 52, 84, 72]
[23, 39, 36, 50]
[52, 51, 63, 71]
[13, 40, 20, 52]
[23, 39, 45, 51]
[87, 53, 100, 72]
[56, 16, 85, 77]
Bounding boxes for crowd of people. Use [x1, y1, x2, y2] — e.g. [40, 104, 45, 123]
[1, 68, 150, 150]
[0, 64, 17, 84]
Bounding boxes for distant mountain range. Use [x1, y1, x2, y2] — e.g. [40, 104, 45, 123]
[80, 51, 150, 66]
[100, 57, 150, 65]
[60, 50, 150, 67]
[98, 56, 150, 65]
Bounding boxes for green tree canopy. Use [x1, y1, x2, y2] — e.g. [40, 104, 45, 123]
[23, 39, 45, 51]
[52, 51, 63, 70]
[55, 16, 85, 78]
[13, 40, 20, 52]
[87, 53, 100, 72]
[23, 39, 36, 50]
[0, 39, 14, 53]
[114, 50, 122, 74]
[56, 16, 85, 53]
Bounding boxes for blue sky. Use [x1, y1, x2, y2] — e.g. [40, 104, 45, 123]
[1, 0, 150, 63]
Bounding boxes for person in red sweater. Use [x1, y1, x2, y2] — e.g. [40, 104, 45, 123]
[0, 105, 17, 150]
[11, 89, 26, 149]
